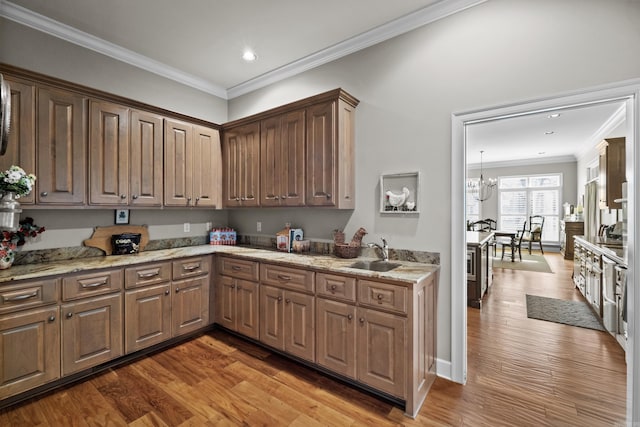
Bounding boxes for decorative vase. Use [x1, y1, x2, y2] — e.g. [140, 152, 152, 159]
[0, 247, 14, 270]
[0, 192, 22, 231]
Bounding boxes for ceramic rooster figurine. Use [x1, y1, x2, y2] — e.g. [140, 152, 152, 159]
[386, 187, 410, 209]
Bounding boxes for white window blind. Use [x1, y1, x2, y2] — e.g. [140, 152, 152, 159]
[498, 174, 561, 243]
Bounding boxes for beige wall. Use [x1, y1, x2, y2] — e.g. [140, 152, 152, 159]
[1, 0, 640, 364]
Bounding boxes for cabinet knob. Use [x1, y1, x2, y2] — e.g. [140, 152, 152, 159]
[326, 193, 332, 199]
[40, 191, 48, 197]
[196, 197, 200, 203]
[235, 197, 240, 201]
[285, 298, 291, 304]
[165, 289, 170, 295]
[281, 195, 287, 199]
[66, 312, 73, 318]
[132, 194, 138, 199]
[48, 315, 56, 322]
[274, 196, 279, 200]
[377, 294, 383, 300]
[330, 284, 337, 291]
[277, 296, 283, 302]
[231, 284, 236, 289]
[175, 287, 180, 293]
[187, 197, 192, 203]
[120, 194, 126, 199]
[347, 314, 353, 320]
[359, 317, 365, 323]
[241, 197, 246, 201]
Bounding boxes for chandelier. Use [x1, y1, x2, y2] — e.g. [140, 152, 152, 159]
[468, 150, 497, 202]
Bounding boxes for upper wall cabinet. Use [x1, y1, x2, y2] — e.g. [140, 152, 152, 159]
[0, 76, 36, 205]
[260, 110, 305, 207]
[222, 88, 359, 209]
[37, 86, 87, 205]
[222, 122, 260, 208]
[89, 101, 164, 207]
[598, 137, 625, 209]
[165, 119, 222, 208]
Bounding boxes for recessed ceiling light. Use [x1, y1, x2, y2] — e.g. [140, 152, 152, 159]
[547, 113, 561, 119]
[242, 50, 257, 62]
[544, 131, 554, 135]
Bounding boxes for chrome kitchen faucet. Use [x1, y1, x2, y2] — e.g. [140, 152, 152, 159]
[368, 238, 389, 262]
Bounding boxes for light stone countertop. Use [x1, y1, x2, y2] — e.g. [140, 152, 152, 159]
[0, 245, 439, 286]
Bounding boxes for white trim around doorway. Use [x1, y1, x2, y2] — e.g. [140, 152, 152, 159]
[451, 78, 640, 423]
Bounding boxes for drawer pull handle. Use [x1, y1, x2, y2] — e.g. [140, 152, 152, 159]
[277, 274, 291, 281]
[81, 279, 108, 288]
[231, 266, 242, 271]
[183, 264, 200, 271]
[5, 291, 38, 301]
[138, 270, 160, 278]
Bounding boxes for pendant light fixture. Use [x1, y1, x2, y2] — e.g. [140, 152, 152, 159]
[468, 150, 497, 202]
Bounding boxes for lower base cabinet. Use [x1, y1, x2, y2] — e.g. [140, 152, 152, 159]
[216, 275, 260, 340]
[125, 283, 172, 353]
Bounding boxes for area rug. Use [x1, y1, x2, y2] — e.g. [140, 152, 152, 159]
[492, 253, 553, 273]
[525, 294, 605, 331]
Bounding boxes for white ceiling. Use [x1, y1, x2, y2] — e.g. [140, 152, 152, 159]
[1, 0, 626, 166]
[0, 0, 484, 99]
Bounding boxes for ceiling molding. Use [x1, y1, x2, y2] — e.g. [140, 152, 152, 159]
[468, 155, 577, 170]
[575, 102, 627, 160]
[1, 0, 485, 100]
[227, 0, 486, 98]
[0, 0, 228, 98]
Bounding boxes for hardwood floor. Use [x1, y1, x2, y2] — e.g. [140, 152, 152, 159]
[0, 252, 627, 426]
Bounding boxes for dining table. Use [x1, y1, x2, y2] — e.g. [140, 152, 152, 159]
[494, 230, 518, 262]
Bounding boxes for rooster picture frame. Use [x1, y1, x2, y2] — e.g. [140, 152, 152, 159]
[379, 172, 420, 214]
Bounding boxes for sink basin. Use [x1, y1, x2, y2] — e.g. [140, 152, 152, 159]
[349, 260, 401, 272]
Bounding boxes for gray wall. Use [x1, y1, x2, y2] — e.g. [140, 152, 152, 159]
[2, 0, 640, 365]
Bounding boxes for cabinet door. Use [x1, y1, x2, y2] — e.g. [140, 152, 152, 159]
[130, 110, 163, 206]
[260, 284, 284, 350]
[61, 293, 123, 375]
[222, 123, 260, 207]
[172, 275, 210, 337]
[356, 308, 406, 398]
[316, 298, 356, 378]
[306, 101, 336, 206]
[37, 86, 87, 205]
[236, 279, 259, 339]
[124, 283, 171, 353]
[260, 111, 305, 207]
[0, 306, 60, 400]
[164, 118, 193, 206]
[0, 77, 36, 204]
[216, 275, 237, 330]
[191, 125, 222, 208]
[89, 100, 130, 205]
[284, 291, 315, 362]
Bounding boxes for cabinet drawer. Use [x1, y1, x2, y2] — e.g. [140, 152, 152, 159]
[0, 278, 60, 315]
[358, 279, 407, 314]
[62, 269, 123, 301]
[316, 273, 355, 302]
[261, 263, 314, 293]
[172, 256, 210, 280]
[125, 262, 172, 289]
[218, 257, 259, 281]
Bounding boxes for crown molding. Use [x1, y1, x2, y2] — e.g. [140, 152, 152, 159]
[467, 155, 578, 170]
[1, 0, 485, 100]
[227, 0, 486, 99]
[575, 102, 627, 160]
[0, 0, 228, 98]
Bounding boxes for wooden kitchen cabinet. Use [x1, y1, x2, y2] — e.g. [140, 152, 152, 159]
[316, 297, 357, 378]
[560, 220, 584, 259]
[90, 104, 163, 207]
[37, 86, 87, 205]
[599, 137, 626, 209]
[0, 77, 36, 204]
[222, 122, 260, 207]
[260, 110, 305, 206]
[172, 275, 210, 337]
[305, 96, 356, 208]
[0, 277, 60, 400]
[165, 118, 222, 208]
[216, 257, 260, 339]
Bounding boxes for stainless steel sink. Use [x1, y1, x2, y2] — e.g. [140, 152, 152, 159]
[349, 260, 401, 272]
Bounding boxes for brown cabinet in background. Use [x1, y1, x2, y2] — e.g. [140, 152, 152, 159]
[37, 86, 87, 205]
[216, 257, 260, 339]
[560, 220, 584, 260]
[599, 137, 625, 209]
[129, 110, 164, 206]
[222, 122, 260, 207]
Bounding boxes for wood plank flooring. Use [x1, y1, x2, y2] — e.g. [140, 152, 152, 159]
[0, 252, 627, 426]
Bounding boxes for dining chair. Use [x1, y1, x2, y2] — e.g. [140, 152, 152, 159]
[497, 220, 526, 261]
[521, 215, 545, 254]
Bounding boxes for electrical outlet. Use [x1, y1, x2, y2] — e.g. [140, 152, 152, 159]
[183, 222, 190, 233]
[257, 221, 262, 232]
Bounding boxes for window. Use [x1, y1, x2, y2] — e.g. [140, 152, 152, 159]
[466, 178, 481, 223]
[498, 174, 561, 243]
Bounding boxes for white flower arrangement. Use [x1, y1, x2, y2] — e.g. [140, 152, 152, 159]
[0, 165, 36, 198]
